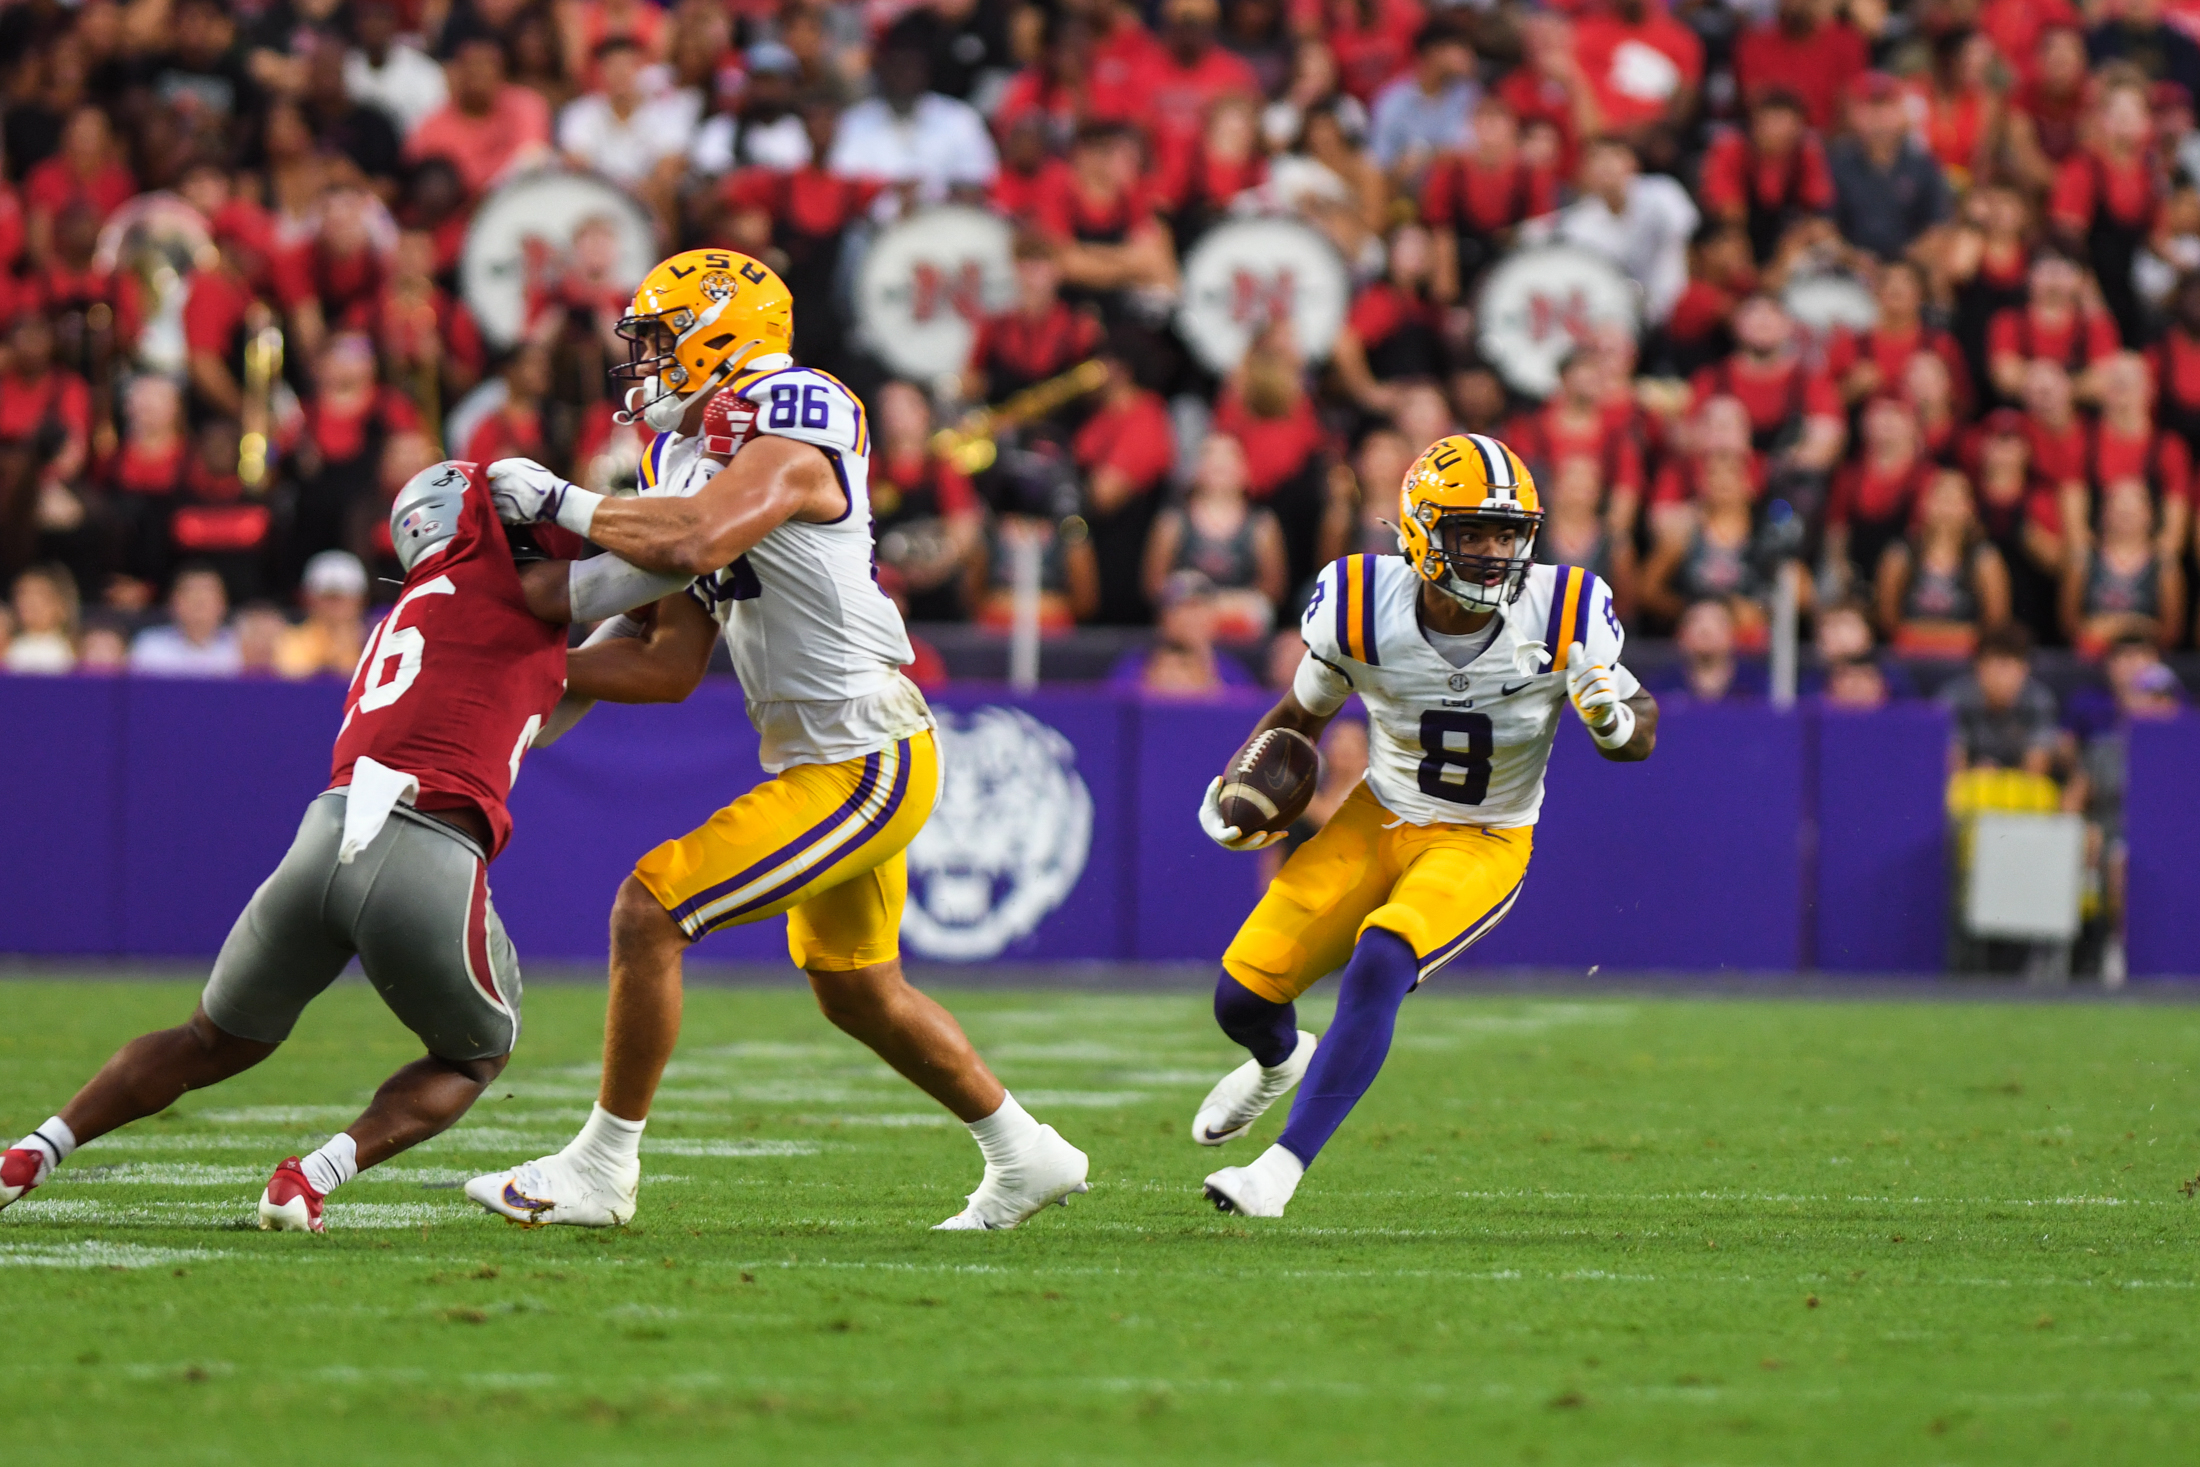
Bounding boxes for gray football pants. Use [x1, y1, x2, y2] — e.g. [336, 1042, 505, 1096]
[201, 792, 522, 1061]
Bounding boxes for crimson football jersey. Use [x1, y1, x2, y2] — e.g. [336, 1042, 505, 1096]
[329, 462, 568, 858]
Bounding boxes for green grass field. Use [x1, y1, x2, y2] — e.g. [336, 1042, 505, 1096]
[3, 975, 2198, 1466]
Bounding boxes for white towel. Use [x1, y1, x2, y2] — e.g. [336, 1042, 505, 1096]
[337, 756, 421, 864]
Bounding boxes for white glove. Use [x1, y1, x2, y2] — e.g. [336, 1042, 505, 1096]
[1199, 776, 1286, 851]
[488, 457, 602, 537]
[1567, 641, 1636, 750]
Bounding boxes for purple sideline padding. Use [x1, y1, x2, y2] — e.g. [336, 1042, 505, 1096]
[0, 677, 125, 953]
[119, 678, 346, 955]
[1813, 700, 1949, 973]
[1471, 701, 1806, 973]
[0, 680, 1975, 970]
[2123, 714, 2200, 979]
[1131, 690, 1273, 961]
[498, 679, 786, 964]
[921, 688, 1136, 962]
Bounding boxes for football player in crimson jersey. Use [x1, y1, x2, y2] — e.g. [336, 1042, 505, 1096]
[470, 248, 1090, 1231]
[0, 462, 688, 1234]
[1190, 434, 1659, 1218]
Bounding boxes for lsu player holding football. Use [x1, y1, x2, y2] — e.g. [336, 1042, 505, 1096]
[467, 250, 1090, 1230]
[1192, 434, 1657, 1217]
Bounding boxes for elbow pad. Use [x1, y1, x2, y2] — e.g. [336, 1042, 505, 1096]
[568, 555, 693, 623]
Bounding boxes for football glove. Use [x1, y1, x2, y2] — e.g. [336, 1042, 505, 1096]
[488, 458, 602, 536]
[1567, 641, 1636, 750]
[1199, 776, 1286, 851]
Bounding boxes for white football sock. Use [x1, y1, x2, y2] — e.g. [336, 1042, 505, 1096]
[13, 1116, 76, 1186]
[567, 1103, 645, 1177]
[1249, 1143, 1306, 1201]
[967, 1092, 1041, 1169]
[299, 1133, 358, 1197]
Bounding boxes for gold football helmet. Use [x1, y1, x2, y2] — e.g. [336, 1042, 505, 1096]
[613, 248, 794, 432]
[1395, 433, 1543, 610]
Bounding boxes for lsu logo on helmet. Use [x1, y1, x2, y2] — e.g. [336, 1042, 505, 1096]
[1395, 433, 1543, 611]
[614, 249, 794, 433]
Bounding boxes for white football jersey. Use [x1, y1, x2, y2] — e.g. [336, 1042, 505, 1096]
[1294, 554, 1639, 828]
[639, 363, 933, 773]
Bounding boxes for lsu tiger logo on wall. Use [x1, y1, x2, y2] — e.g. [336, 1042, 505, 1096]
[901, 707, 1091, 961]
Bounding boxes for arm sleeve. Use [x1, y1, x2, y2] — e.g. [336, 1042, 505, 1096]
[1291, 650, 1353, 716]
[568, 554, 695, 622]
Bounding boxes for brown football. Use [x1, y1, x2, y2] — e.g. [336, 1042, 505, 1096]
[1217, 727, 1321, 836]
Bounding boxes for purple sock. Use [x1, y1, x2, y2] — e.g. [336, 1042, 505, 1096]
[1213, 971, 1298, 1068]
[1277, 928, 1419, 1169]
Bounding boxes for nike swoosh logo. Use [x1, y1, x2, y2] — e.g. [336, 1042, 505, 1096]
[1500, 681, 1533, 696]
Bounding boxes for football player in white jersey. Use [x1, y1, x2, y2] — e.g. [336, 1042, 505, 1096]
[467, 249, 1089, 1230]
[1190, 433, 1659, 1217]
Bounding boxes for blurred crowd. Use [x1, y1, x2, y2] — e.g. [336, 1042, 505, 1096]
[2, 0, 2200, 732]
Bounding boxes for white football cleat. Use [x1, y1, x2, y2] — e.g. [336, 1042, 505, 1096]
[256, 1157, 326, 1233]
[1203, 1144, 1306, 1218]
[934, 1124, 1090, 1230]
[1192, 1030, 1317, 1146]
[465, 1152, 638, 1228]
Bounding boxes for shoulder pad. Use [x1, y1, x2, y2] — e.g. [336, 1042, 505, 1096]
[1301, 554, 1387, 667]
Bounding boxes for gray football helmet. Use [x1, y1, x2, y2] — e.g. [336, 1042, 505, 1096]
[389, 461, 472, 573]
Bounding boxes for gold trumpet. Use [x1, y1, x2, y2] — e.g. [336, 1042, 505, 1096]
[238, 303, 285, 492]
[929, 358, 1110, 475]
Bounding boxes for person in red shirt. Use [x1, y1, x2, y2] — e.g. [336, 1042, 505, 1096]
[293, 332, 425, 573]
[1073, 348, 1179, 623]
[1212, 320, 1333, 586]
[1031, 121, 1180, 308]
[2048, 72, 2161, 342]
[2086, 351, 2192, 561]
[2145, 270, 2200, 456]
[101, 375, 193, 589]
[1664, 224, 1759, 376]
[720, 102, 884, 364]
[1086, 0, 1170, 106]
[1695, 89, 1835, 266]
[1572, 0, 1703, 167]
[869, 381, 984, 624]
[1986, 249, 2121, 403]
[0, 461, 674, 1233]
[1982, 0, 2079, 85]
[0, 311, 94, 579]
[1092, 0, 1263, 152]
[1494, 12, 1603, 180]
[1825, 260, 1973, 411]
[966, 232, 1106, 407]
[376, 228, 486, 408]
[1733, 0, 1869, 132]
[992, 113, 1062, 223]
[1421, 94, 1559, 301]
[1970, 408, 2064, 641]
[403, 32, 555, 198]
[1910, 28, 2005, 191]
[1903, 351, 1965, 466]
[20, 105, 136, 268]
[2007, 24, 2090, 187]
[1156, 93, 1271, 244]
[1825, 395, 1938, 596]
[1331, 222, 1450, 414]
[1687, 294, 1846, 476]
[183, 201, 288, 424]
[463, 343, 555, 469]
[995, 9, 1096, 149]
[1506, 347, 1647, 539]
[1296, 0, 1424, 104]
[2019, 359, 2090, 571]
